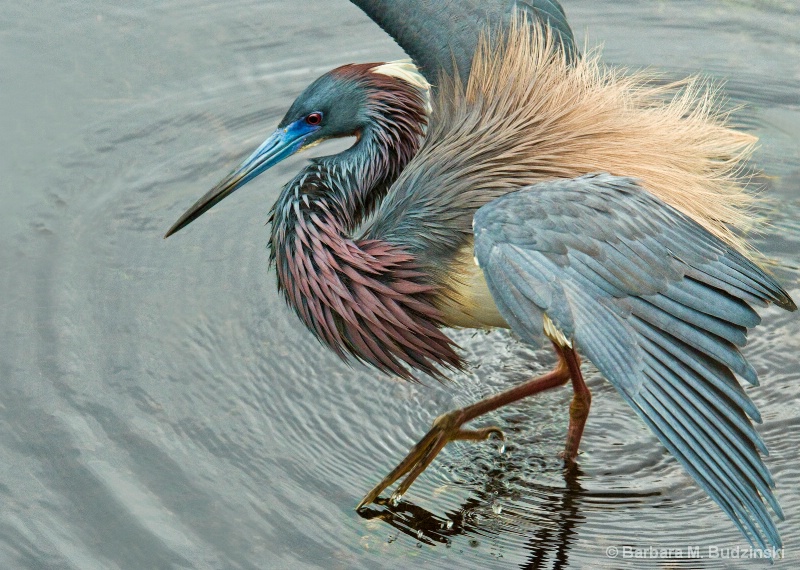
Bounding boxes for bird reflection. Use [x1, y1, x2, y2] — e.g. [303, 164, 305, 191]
[358, 460, 657, 569]
[166, 0, 794, 551]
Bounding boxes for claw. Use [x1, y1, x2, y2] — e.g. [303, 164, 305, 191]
[454, 426, 504, 441]
[357, 359, 574, 510]
[357, 413, 503, 509]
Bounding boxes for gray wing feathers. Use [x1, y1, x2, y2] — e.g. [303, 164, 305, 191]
[473, 173, 796, 550]
[349, 0, 575, 84]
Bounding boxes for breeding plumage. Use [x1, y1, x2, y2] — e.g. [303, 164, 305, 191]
[166, 1, 795, 552]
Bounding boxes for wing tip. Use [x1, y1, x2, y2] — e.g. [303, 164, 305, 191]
[776, 294, 797, 312]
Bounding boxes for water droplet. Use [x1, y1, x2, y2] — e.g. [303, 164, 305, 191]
[445, 520, 454, 530]
[387, 535, 397, 544]
[491, 501, 502, 515]
[497, 442, 506, 454]
[469, 539, 480, 548]
[416, 529, 424, 540]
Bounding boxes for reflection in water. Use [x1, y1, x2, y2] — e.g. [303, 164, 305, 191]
[360, 461, 660, 569]
[1, 1, 799, 569]
[517, 464, 587, 570]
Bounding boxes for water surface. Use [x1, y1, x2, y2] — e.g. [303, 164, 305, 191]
[2, 1, 799, 568]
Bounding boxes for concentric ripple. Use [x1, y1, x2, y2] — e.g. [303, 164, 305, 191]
[1, 1, 798, 569]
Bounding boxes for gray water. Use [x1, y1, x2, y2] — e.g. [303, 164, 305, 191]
[2, 1, 799, 568]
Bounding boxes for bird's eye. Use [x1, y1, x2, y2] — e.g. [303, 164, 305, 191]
[305, 112, 323, 126]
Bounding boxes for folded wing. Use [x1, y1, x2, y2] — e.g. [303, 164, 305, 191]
[473, 173, 796, 550]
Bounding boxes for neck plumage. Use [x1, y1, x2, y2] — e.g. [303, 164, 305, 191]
[269, 112, 462, 380]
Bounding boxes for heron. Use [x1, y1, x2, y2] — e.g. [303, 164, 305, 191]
[165, 0, 796, 551]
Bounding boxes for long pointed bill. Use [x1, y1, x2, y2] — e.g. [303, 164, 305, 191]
[164, 119, 318, 238]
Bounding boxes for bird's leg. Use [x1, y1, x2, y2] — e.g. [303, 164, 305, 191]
[357, 344, 572, 509]
[558, 346, 591, 464]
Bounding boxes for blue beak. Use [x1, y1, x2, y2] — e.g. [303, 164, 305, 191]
[165, 119, 317, 238]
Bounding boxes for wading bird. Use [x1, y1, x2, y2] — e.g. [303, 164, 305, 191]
[165, 0, 796, 551]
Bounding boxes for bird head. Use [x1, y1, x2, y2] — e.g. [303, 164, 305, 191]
[164, 60, 429, 238]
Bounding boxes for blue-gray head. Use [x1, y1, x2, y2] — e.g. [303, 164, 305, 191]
[164, 61, 430, 238]
[164, 60, 449, 381]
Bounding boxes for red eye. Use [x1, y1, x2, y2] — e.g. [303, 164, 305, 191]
[305, 112, 323, 126]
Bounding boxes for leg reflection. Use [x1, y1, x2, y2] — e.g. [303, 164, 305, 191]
[358, 447, 659, 568]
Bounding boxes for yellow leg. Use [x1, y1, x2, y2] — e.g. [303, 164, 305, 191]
[558, 346, 591, 463]
[358, 344, 573, 509]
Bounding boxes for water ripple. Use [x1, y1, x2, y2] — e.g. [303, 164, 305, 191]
[2, 1, 799, 569]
